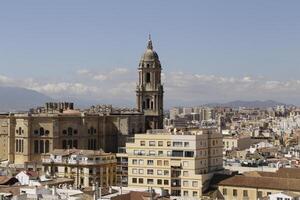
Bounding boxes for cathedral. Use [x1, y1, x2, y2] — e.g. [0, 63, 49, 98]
[0, 37, 164, 164]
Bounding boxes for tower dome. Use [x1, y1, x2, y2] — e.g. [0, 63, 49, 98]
[140, 35, 161, 67]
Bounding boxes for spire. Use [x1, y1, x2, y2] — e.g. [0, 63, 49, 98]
[147, 34, 153, 50]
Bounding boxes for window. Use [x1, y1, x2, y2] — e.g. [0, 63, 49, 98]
[233, 189, 237, 196]
[243, 190, 248, 197]
[34, 130, 39, 135]
[140, 141, 145, 146]
[149, 141, 155, 146]
[40, 128, 44, 136]
[146, 73, 151, 83]
[157, 179, 162, 185]
[149, 150, 155, 156]
[132, 159, 138, 165]
[222, 188, 227, 195]
[173, 142, 182, 147]
[164, 160, 169, 166]
[73, 140, 78, 148]
[167, 141, 171, 146]
[34, 140, 39, 153]
[184, 142, 189, 147]
[74, 129, 78, 134]
[164, 180, 169, 185]
[147, 179, 154, 184]
[192, 181, 198, 187]
[183, 171, 189, 176]
[164, 170, 169, 176]
[139, 159, 144, 165]
[45, 140, 50, 153]
[193, 191, 198, 197]
[158, 141, 163, 146]
[45, 130, 50, 135]
[172, 150, 183, 157]
[257, 191, 263, 198]
[158, 151, 163, 156]
[183, 191, 188, 196]
[67, 127, 73, 135]
[62, 140, 67, 149]
[139, 169, 144, 174]
[15, 139, 19, 152]
[147, 169, 154, 175]
[277, 198, 283, 200]
[63, 130, 67, 135]
[138, 178, 143, 184]
[40, 140, 44, 153]
[132, 169, 137, 174]
[267, 192, 271, 196]
[147, 160, 154, 165]
[183, 181, 188, 187]
[132, 178, 137, 183]
[157, 170, 162, 175]
[68, 140, 72, 148]
[157, 160, 162, 166]
[185, 151, 194, 157]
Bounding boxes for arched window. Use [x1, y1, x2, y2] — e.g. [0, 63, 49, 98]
[146, 73, 151, 83]
[19, 127, 22, 135]
[146, 99, 150, 109]
[63, 130, 67, 135]
[45, 130, 50, 135]
[15, 139, 19, 152]
[40, 128, 44, 136]
[45, 140, 49, 153]
[40, 140, 44, 153]
[90, 127, 94, 135]
[21, 140, 24, 153]
[62, 140, 67, 149]
[68, 127, 73, 135]
[151, 101, 154, 109]
[73, 140, 78, 149]
[146, 64, 150, 68]
[34, 140, 39, 153]
[68, 140, 72, 148]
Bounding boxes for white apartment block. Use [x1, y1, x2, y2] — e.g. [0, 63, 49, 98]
[118, 128, 223, 199]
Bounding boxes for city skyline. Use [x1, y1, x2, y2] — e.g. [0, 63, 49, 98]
[1, 1, 300, 106]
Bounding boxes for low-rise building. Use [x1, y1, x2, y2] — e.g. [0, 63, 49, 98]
[223, 135, 252, 151]
[218, 168, 300, 200]
[42, 149, 117, 188]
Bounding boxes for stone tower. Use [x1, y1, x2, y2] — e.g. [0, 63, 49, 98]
[136, 36, 164, 129]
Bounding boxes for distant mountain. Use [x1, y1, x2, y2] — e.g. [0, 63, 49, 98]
[0, 86, 52, 112]
[205, 100, 288, 108]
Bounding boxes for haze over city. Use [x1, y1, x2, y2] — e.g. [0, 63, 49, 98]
[1, 1, 300, 107]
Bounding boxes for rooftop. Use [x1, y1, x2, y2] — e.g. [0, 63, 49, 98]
[50, 149, 113, 157]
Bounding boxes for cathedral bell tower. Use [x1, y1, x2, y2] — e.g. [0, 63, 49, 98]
[136, 35, 164, 129]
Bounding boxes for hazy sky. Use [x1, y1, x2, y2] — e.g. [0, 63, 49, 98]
[1, 1, 300, 106]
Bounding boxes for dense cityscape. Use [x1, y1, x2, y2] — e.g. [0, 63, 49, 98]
[0, 36, 299, 200]
[1, 1, 300, 200]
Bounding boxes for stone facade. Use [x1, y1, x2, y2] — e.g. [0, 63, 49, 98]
[0, 105, 145, 165]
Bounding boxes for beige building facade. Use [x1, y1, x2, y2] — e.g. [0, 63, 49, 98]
[0, 104, 145, 165]
[117, 128, 223, 199]
[218, 169, 300, 200]
[42, 149, 116, 187]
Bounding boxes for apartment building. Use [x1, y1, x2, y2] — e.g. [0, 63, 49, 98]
[42, 149, 117, 188]
[117, 128, 223, 199]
